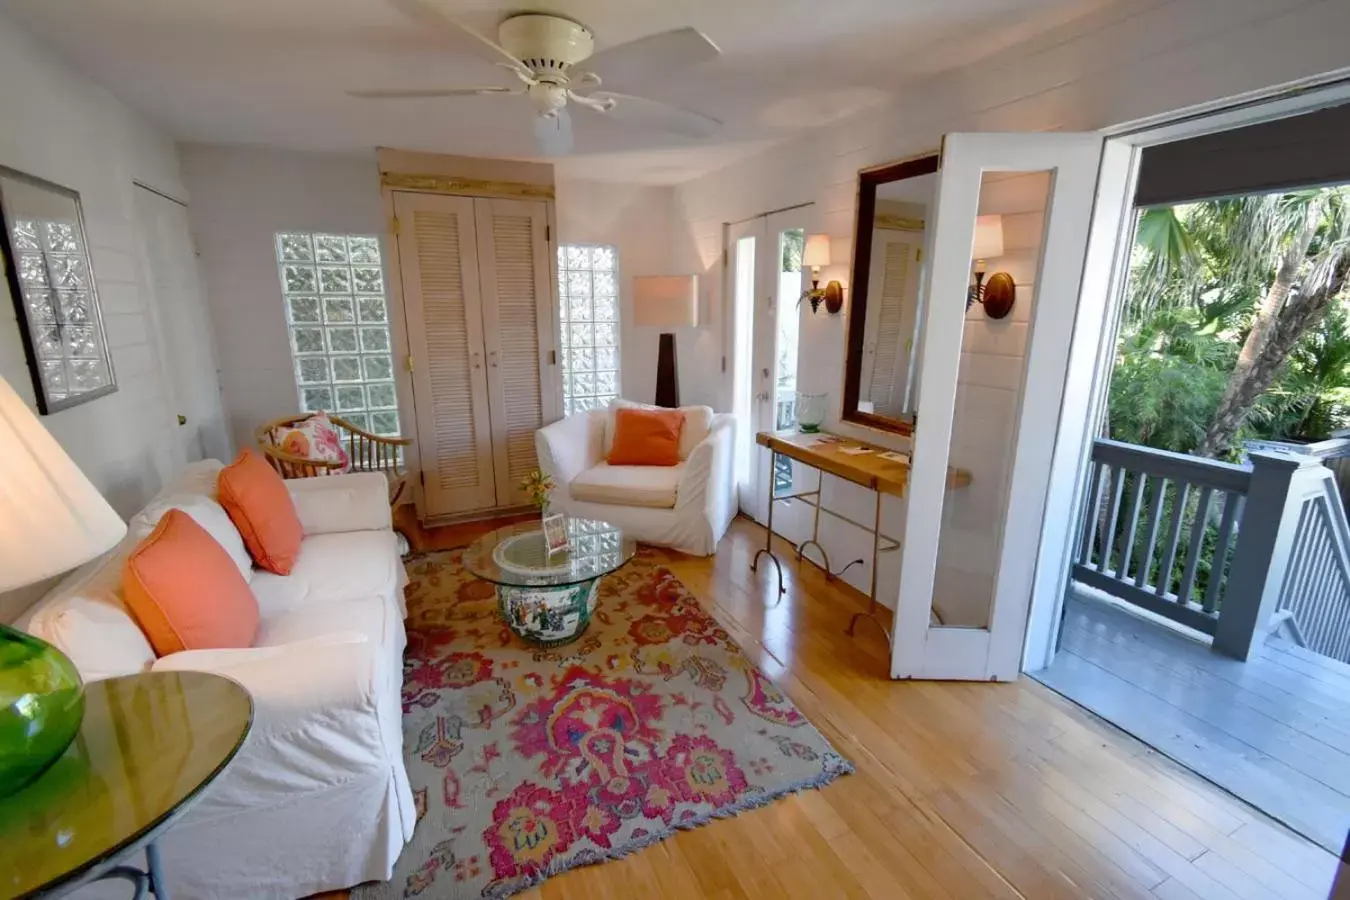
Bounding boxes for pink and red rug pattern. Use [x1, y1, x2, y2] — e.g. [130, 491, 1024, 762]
[358, 550, 852, 899]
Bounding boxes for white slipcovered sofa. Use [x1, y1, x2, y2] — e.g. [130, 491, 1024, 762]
[15, 460, 413, 900]
[535, 400, 736, 556]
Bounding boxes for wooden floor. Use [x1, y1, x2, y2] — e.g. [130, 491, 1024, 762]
[1033, 592, 1350, 855]
[321, 513, 1344, 900]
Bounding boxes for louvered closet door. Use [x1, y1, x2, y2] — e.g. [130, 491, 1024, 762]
[393, 192, 498, 516]
[474, 198, 556, 507]
[865, 233, 921, 417]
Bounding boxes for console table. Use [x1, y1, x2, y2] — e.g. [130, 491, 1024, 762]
[752, 430, 972, 642]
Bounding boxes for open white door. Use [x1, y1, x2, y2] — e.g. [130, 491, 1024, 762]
[891, 132, 1107, 681]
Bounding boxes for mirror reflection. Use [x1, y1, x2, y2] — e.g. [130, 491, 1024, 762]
[843, 154, 940, 433]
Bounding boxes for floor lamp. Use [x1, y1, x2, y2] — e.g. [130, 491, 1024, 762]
[632, 275, 698, 409]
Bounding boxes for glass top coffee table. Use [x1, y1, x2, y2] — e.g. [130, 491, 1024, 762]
[463, 517, 637, 647]
[0, 670, 252, 899]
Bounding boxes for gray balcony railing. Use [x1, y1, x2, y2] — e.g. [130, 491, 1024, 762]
[1073, 439, 1350, 663]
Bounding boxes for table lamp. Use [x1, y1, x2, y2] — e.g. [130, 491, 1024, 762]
[0, 374, 126, 796]
[632, 275, 698, 408]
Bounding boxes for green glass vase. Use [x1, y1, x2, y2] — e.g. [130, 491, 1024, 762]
[0, 624, 84, 797]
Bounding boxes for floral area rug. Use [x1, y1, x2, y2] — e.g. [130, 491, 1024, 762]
[355, 549, 853, 899]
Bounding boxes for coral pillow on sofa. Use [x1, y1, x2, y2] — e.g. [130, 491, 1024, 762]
[607, 407, 685, 466]
[218, 449, 304, 575]
[270, 411, 350, 473]
[122, 509, 260, 655]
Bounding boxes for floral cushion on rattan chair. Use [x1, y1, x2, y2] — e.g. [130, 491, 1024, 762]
[269, 412, 351, 474]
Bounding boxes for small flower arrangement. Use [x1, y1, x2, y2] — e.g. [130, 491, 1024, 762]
[520, 468, 555, 512]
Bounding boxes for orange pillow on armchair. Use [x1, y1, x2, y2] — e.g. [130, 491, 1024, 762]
[217, 449, 304, 574]
[123, 509, 260, 656]
[607, 407, 685, 467]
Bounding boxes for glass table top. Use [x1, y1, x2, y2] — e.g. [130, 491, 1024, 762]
[0, 670, 253, 898]
[462, 517, 638, 588]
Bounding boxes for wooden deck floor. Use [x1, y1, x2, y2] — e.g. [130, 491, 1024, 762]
[1033, 592, 1350, 854]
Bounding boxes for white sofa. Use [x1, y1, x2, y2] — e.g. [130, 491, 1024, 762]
[535, 400, 736, 556]
[15, 460, 413, 900]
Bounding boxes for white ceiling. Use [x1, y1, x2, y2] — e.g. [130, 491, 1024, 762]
[4, 0, 1113, 184]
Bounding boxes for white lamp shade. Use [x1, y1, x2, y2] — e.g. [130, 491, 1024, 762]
[0, 376, 126, 592]
[972, 215, 1005, 260]
[632, 275, 699, 329]
[802, 233, 832, 268]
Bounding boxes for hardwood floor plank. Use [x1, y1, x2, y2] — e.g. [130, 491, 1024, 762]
[318, 514, 1338, 900]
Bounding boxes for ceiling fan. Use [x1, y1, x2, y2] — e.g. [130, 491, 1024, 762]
[349, 2, 724, 155]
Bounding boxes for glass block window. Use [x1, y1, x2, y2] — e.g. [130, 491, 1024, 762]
[274, 233, 400, 436]
[558, 243, 620, 415]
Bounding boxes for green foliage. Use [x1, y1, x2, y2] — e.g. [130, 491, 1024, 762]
[1110, 187, 1350, 455]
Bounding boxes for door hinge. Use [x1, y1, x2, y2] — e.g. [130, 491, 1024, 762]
[390, 216, 401, 236]
[549, 349, 557, 365]
[916, 248, 923, 262]
[419, 470, 425, 487]
[721, 355, 727, 373]
[545, 224, 551, 242]
[405, 354, 415, 373]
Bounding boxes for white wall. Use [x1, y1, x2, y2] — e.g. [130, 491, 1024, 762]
[0, 14, 206, 618]
[672, 0, 1350, 605]
[554, 178, 684, 405]
[179, 149, 684, 453]
[179, 145, 385, 453]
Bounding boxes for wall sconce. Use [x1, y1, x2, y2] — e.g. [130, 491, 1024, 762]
[800, 233, 844, 315]
[967, 215, 1015, 319]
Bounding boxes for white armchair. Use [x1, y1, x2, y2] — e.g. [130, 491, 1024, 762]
[536, 402, 736, 556]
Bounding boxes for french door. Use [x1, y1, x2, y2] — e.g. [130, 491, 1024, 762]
[891, 132, 1117, 681]
[728, 209, 807, 525]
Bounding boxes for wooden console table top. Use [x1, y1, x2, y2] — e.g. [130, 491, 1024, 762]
[756, 430, 972, 499]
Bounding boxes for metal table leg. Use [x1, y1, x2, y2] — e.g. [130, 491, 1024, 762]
[751, 448, 786, 602]
[847, 490, 893, 643]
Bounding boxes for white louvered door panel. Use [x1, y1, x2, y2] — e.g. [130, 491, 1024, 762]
[393, 192, 498, 516]
[866, 238, 913, 416]
[475, 198, 555, 507]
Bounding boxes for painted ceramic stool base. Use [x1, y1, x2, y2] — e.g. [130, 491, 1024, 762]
[497, 578, 601, 647]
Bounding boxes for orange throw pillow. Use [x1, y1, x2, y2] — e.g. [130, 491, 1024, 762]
[123, 509, 260, 656]
[607, 407, 685, 467]
[217, 449, 304, 575]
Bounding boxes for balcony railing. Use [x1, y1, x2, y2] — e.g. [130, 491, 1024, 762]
[1074, 439, 1350, 663]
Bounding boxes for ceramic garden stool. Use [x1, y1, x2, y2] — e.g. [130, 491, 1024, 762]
[462, 518, 637, 647]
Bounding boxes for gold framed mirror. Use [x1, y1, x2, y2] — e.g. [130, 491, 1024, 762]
[842, 152, 940, 436]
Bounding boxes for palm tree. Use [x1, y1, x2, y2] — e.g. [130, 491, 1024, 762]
[1126, 188, 1350, 458]
[1196, 190, 1350, 457]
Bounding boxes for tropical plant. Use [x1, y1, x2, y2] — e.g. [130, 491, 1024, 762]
[1111, 185, 1350, 458]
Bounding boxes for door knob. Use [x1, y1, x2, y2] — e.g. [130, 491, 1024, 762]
[489, 350, 499, 368]
[472, 351, 482, 370]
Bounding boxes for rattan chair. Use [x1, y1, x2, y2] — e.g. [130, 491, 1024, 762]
[256, 413, 413, 506]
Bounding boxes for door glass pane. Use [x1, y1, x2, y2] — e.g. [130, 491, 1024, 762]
[732, 235, 757, 496]
[931, 171, 1051, 629]
[775, 229, 803, 493]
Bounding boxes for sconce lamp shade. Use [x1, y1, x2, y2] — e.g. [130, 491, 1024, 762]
[0, 375, 126, 592]
[802, 234, 832, 268]
[972, 215, 1005, 261]
[632, 275, 699, 329]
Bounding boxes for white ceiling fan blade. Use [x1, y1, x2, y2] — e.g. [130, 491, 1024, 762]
[575, 28, 720, 86]
[347, 87, 520, 99]
[386, 0, 531, 76]
[534, 109, 574, 156]
[583, 92, 721, 139]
